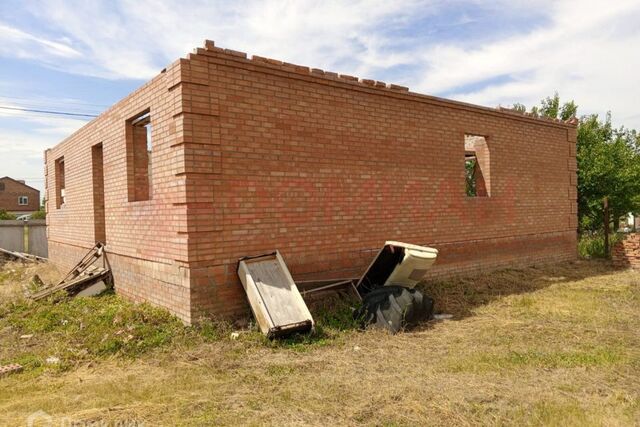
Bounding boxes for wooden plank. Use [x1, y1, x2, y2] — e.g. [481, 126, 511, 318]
[31, 268, 109, 301]
[238, 262, 274, 335]
[247, 256, 302, 326]
[0, 247, 32, 262]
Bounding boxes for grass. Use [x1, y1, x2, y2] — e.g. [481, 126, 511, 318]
[0, 292, 194, 373]
[0, 259, 639, 426]
[578, 231, 622, 259]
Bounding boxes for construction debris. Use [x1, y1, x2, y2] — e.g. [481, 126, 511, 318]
[45, 356, 60, 365]
[76, 280, 108, 297]
[237, 241, 439, 338]
[0, 364, 23, 378]
[433, 313, 453, 320]
[354, 241, 438, 333]
[0, 247, 45, 263]
[298, 278, 359, 296]
[356, 241, 438, 296]
[355, 286, 434, 333]
[238, 251, 314, 338]
[30, 243, 111, 301]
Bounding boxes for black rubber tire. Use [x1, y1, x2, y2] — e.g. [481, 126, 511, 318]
[357, 285, 434, 333]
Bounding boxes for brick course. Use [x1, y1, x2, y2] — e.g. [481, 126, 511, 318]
[45, 40, 578, 323]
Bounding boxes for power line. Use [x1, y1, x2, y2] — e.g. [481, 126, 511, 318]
[0, 106, 98, 118]
[0, 100, 103, 114]
[0, 94, 110, 108]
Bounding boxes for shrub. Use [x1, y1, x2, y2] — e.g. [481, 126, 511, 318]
[30, 210, 46, 220]
[0, 209, 16, 220]
[578, 232, 621, 259]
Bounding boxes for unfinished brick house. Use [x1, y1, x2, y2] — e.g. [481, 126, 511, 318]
[44, 40, 578, 323]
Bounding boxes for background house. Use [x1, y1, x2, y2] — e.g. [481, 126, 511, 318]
[0, 177, 40, 216]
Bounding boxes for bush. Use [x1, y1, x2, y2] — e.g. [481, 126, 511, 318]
[0, 209, 16, 220]
[30, 210, 46, 220]
[578, 232, 621, 259]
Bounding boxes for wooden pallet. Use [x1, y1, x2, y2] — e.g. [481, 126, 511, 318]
[31, 267, 110, 301]
[30, 243, 111, 301]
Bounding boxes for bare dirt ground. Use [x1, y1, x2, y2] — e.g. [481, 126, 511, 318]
[0, 259, 639, 426]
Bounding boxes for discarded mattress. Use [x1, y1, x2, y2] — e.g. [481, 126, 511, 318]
[237, 251, 314, 338]
[356, 241, 438, 297]
[355, 285, 434, 334]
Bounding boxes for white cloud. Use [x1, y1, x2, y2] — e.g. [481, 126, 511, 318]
[0, 128, 52, 195]
[0, 107, 88, 194]
[2, 0, 639, 197]
[0, 23, 81, 59]
[412, 0, 640, 127]
[1, 0, 639, 129]
[10, 0, 435, 80]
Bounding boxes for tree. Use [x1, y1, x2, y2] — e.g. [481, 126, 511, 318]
[512, 94, 640, 232]
[577, 114, 640, 230]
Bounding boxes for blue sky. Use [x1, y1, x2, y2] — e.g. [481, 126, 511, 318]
[1, 0, 639, 196]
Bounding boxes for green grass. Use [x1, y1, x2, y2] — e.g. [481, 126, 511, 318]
[226, 293, 362, 352]
[578, 232, 622, 258]
[448, 347, 624, 373]
[0, 286, 363, 374]
[0, 259, 639, 426]
[0, 291, 201, 373]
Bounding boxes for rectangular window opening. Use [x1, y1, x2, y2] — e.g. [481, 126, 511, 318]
[55, 157, 65, 208]
[465, 134, 490, 197]
[92, 143, 106, 243]
[18, 196, 28, 205]
[126, 110, 152, 202]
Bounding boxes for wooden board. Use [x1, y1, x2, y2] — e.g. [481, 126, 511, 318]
[30, 268, 110, 301]
[238, 251, 314, 338]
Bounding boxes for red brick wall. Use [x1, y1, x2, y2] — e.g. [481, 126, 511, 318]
[46, 41, 578, 323]
[612, 233, 640, 269]
[45, 60, 196, 323]
[0, 178, 40, 214]
[180, 42, 578, 319]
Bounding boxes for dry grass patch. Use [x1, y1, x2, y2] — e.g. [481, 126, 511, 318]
[0, 258, 61, 302]
[0, 259, 639, 426]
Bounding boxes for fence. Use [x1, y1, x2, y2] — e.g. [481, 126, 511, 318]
[0, 220, 48, 258]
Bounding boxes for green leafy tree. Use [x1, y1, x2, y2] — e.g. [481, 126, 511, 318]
[577, 117, 640, 230]
[512, 103, 527, 114]
[539, 92, 561, 118]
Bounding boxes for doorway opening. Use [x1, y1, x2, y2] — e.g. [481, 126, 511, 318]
[92, 143, 106, 244]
